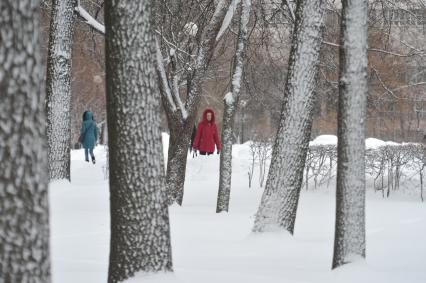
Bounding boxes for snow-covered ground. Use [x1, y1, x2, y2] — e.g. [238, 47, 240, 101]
[50, 136, 426, 283]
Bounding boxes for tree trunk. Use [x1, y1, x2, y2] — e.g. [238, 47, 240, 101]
[332, 0, 368, 269]
[0, 1, 51, 281]
[217, 0, 251, 213]
[252, 0, 325, 233]
[45, 0, 77, 180]
[165, 116, 190, 205]
[217, 101, 237, 211]
[105, 1, 173, 282]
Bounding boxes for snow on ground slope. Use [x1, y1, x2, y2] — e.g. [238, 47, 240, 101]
[50, 138, 426, 283]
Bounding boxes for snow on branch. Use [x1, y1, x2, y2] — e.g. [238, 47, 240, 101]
[172, 75, 188, 120]
[169, 52, 188, 119]
[155, 40, 177, 112]
[224, 92, 234, 105]
[216, 0, 241, 41]
[75, 5, 105, 34]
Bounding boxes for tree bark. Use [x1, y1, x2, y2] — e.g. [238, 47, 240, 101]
[0, 0, 51, 281]
[252, 0, 325, 233]
[164, 111, 190, 205]
[105, 1, 173, 282]
[332, 0, 368, 269]
[45, 0, 77, 180]
[217, 0, 251, 213]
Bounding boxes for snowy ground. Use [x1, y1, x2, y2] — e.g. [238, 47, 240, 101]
[50, 136, 426, 283]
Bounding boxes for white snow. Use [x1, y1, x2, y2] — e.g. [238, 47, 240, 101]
[310, 134, 338, 146]
[310, 135, 404, 149]
[50, 136, 426, 283]
[169, 48, 176, 57]
[365, 137, 387, 149]
[223, 92, 234, 105]
[183, 22, 198, 37]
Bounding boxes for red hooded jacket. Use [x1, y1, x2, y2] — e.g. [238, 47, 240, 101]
[192, 108, 221, 153]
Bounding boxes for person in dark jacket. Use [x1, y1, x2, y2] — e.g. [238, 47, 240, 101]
[80, 111, 98, 164]
[192, 108, 221, 155]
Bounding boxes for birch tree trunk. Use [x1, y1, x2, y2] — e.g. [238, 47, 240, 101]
[105, 1, 173, 282]
[217, 0, 251, 213]
[332, 0, 368, 269]
[45, 0, 77, 180]
[252, 0, 325, 233]
[0, 0, 51, 281]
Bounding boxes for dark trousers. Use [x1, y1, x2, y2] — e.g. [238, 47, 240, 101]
[85, 147, 95, 161]
[199, 151, 213, 155]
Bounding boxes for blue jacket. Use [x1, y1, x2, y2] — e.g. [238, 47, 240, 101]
[80, 111, 98, 149]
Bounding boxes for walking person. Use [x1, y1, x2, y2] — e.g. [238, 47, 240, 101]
[192, 108, 221, 155]
[79, 111, 98, 164]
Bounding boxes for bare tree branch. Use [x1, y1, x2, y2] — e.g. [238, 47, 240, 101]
[75, 2, 105, 34]
[323, 41, 425, 57]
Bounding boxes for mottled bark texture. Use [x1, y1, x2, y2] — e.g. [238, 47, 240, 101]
[252, 0, 325, 233]
[164, 114, 191, 205]
[46, 0, 77, 180]
[160, 0, 232, 205]
[332, 0, 368, 269]
[0, 1, 51, 281]
[217, 0, 251, 213]
[105, 1, 173, 282]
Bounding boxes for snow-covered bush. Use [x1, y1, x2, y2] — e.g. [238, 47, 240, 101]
[303, 141, 426, 201]
[304, 144, 337, 190]
[249, 134, 425, 200]
[247, 135, 272, 188]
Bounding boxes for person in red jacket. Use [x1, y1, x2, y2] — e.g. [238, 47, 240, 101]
[192, 108, 221, 155]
